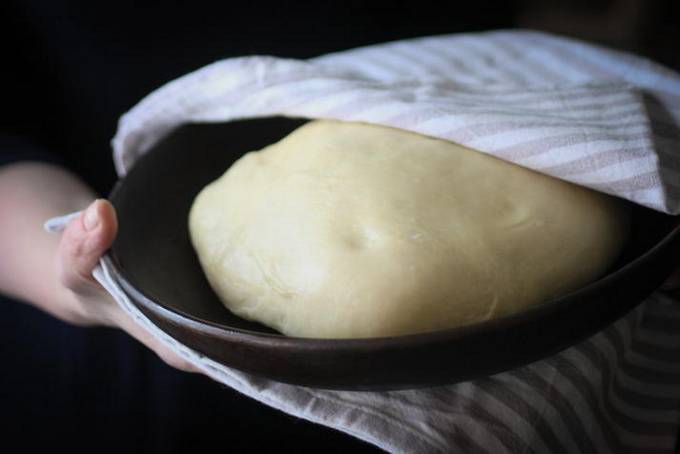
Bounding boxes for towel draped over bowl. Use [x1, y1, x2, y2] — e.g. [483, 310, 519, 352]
[46, 30, 680, 453]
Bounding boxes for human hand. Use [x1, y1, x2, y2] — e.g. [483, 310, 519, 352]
[56, 199, 199, 373]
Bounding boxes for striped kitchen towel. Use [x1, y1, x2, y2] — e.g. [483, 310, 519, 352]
[112, 30, 680, 215]
[52, 30, 680, 453]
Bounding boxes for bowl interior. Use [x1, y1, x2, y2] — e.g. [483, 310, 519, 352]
[109, 117, 678, 340]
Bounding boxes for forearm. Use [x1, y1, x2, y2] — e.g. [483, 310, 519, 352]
[0, 161, 96, 319]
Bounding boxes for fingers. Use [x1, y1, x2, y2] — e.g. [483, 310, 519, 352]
[57, 199, 118, 294]
[56, 199, 199, 374]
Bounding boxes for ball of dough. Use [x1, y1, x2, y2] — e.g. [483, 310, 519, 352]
[189, 120, 629, 338]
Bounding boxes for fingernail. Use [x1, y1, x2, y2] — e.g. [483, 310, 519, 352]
[83, 201, 100, 231]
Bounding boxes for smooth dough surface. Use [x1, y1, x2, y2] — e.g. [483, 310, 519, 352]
[189, 120, 629, 338]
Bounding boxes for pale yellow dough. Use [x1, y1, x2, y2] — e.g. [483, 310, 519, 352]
[188, 120, 629, 338]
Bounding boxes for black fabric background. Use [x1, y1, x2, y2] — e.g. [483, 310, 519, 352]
[1, 1, 678, 452]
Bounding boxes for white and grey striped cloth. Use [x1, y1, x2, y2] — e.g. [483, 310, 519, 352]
[53, 30, 680, 452]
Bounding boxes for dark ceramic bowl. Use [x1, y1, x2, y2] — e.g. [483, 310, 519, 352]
[105, 117, 680, 390]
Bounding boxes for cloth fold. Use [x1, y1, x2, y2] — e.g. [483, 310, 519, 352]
[47, 30, 680, 453]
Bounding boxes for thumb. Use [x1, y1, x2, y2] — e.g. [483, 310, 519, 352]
[57, 199, 118, 293]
